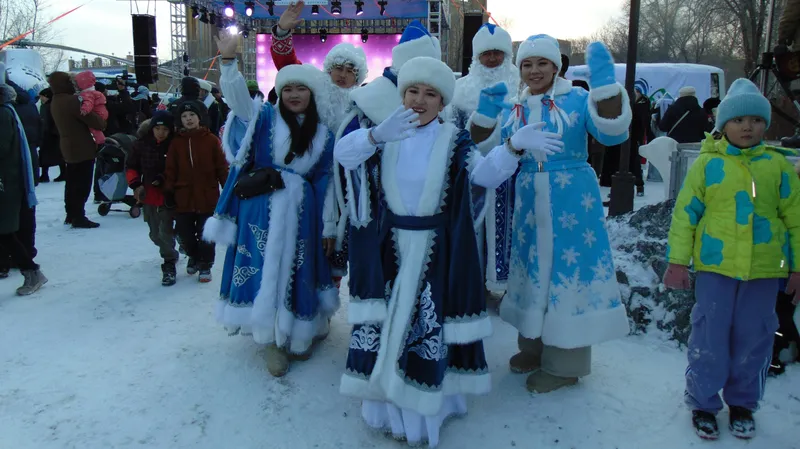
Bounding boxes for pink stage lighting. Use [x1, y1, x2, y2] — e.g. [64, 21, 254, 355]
[255, 33, 401, 95]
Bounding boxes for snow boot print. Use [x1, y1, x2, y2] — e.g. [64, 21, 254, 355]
[728, 406, 755, 439]
[16, 269, 48, 296]
[691, 410, 719, 440]
[161, 262, 177, 287]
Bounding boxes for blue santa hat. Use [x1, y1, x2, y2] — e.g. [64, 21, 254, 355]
[392, 20, 441, 71]
[715, 78, 771, 129]
[472, 23, 513, 60]
[516, 34, 562, 71]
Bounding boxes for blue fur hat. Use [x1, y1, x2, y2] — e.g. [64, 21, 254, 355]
[715, 78, 771, 129]
[391, 20, 441, 71]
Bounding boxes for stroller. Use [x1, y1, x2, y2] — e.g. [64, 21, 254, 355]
[96, 133, 141, 219]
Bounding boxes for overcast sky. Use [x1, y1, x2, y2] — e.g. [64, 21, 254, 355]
[48, 0, 624, 67]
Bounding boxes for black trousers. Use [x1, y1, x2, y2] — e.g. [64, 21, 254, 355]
[64, 159, 96, 220]
[0, 233, 38, 271]
[0, 200, 37, 271]
[599, 143, 645, 188]
[175, 213, 215, 269]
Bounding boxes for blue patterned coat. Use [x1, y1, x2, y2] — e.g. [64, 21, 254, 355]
[339, 123, 492, 416]
[495, 77, 632, 349]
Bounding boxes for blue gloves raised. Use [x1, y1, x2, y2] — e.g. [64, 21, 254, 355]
[476, 82, 513, 119]
[573, 42, 616, 90]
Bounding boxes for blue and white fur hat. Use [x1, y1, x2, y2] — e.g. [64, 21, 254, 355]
[516, 34, 562, 71]
[715, 78, 771, 130]
[397, 56, 456, 106]
[392, 20, 441, 71]
[472, 23, 513, 59]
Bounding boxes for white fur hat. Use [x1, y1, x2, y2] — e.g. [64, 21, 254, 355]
[516, 34, 562, 71]
[197, 79, 213, 92]
[324, 43, 369, 85]
[679, 86, 696, 97]
[397, 56, 455, 106]
[392, 20, 441, 71]
[472, 23, 513, 59]
[275, 63, 325, 97]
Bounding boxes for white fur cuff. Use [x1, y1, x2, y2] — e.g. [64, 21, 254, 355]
[588, 86, 632, 137]
[348, 298, 387, 325]
[203, 215, 238, 247]
[444, 315, 493, 345]
[470, 111, 498, 129]
[590, 83, 624, 102]
[318, 287, 341, 317]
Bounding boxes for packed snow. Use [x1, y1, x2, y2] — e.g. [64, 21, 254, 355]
[1, 181, 799, 449]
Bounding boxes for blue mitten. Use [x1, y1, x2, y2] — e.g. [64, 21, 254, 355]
[573, 42, 616, 89]
[476, 82, 513, 119]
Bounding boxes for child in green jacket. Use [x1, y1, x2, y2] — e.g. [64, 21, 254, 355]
[663, 78, 800, 440]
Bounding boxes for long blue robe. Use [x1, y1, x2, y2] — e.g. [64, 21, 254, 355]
[339, 123, 492, 417]
[204, 102, 338, 355]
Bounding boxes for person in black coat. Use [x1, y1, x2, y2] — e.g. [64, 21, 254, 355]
[37, 88, 65, 182]
[600, 88, 651, 194]
[102, 80, 137, 136]
[658, 86, 713, 143]
[168, 77, 211, 131]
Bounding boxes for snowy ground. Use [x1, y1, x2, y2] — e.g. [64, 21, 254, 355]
[1, 181, 799, 449]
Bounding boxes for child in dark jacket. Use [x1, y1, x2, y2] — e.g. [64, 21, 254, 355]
[126, 111, 179, 286]
[165, 101, 228, 283]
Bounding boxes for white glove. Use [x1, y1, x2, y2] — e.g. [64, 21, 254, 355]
[510, 122, 564, 156]
[371, 106, 420, 144]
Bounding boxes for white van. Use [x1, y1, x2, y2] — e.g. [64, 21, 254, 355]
[566, 63, 726, 104]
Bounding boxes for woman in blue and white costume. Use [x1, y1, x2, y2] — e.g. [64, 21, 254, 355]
[204, 35, 338, 378]
[469, 36, 632, 393]
[336, 56, 525, 448]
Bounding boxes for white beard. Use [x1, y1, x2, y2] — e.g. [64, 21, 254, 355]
[319, 82, 356, 133]
[452, 59, 520, 114]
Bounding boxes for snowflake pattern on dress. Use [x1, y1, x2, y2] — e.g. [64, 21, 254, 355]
[406, 283, 448, 362]
[554, 172, 574, 189]
[249, 223, 268, 252]
[296, 240, 306, 268]
[558, 211, 578, 231]
[237, 245, 252, 258]
[232, 266, 260, 287]
[350, 324, 380, 352]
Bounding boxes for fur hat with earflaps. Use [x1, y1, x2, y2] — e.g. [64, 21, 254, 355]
[472, 23, 513, 60]
[397, 56, 455, 106]
[715, 78, 771, 130]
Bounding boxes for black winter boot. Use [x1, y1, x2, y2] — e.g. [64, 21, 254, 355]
[692, 410, 719, 440]
[72, 217, 100, 229]
[728, 406, 755, 439]
[186, 258, 198, 275]
[161, 262, 177, 286]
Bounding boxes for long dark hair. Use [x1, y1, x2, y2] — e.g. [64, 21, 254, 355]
[278, 90, 320, 165]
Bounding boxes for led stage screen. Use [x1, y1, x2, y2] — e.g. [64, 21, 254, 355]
[255, 33, 401, 94]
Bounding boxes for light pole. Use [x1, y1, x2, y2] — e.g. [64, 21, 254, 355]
[607, 0, 641, 217]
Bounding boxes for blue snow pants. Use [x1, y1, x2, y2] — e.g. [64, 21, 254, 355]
[685, 272, 780, 414]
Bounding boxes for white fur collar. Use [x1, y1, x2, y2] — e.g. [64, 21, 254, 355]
[381, 122, 457, 217]
[271, 107, 330, 176]
[349, 76, 400, 125]
[451, 62, 520, 114]
[517, 76, 573, 103]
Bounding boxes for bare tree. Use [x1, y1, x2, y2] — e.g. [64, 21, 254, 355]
[0, 0, 65, 72]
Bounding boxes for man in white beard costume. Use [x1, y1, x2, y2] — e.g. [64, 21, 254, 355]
[447, 23, 519, 296]
[269, 1, 369, 282]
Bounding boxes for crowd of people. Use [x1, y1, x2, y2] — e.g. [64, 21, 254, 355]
[1, 1, 799, 446]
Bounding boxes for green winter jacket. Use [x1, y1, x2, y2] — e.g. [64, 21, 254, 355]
[667, 135, 800, 280]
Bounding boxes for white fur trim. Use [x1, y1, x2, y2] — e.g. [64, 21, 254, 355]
[322, 175, 338, 238]
[271, 109, 331, 176]
[397, 57, 455, 106]
[222, 96, 263, 167]
[347, 298, 388, 325]
[443, 316, 492, 345]
[251, 172, 305, 346]
[318, 287, 340, 318]
[345, 163, 372, 228]
[587, 84, 632, 137]
[516, 36, 562, 70]
[472, 25, 513, 59]
[391, 35, 441, 72]
[324, 43, 369, 85]
[541, 305, 630, 349]
[340, 370, 491, 404]
[202, 215, 238, 247]
[470, 111, 498, 130]
[590, 83, 623, 102]
[350, 76, 401, 125]
[276, 64, 326, 98]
